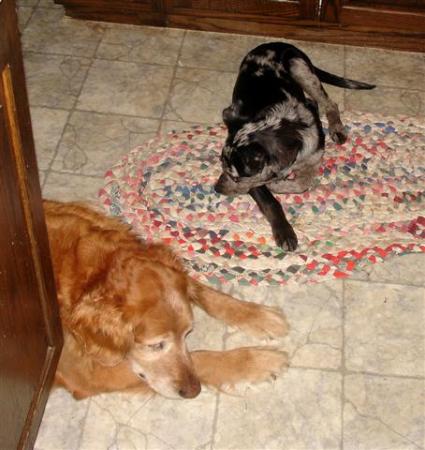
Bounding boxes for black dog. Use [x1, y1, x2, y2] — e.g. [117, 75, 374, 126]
[215, 42, 375, 251]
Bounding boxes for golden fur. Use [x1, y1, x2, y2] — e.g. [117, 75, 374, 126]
[45, 200, 289, 399]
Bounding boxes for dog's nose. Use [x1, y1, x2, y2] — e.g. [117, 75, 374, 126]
[178, 377, 201, 399]
[214, 182, 224, 194]
[214, 174, 226, 194]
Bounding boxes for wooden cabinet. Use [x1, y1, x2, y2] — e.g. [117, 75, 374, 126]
[56, 0, 425, 51]
[55, 0, 166, 26]
[321, 0, 425, 50]
[0, 1, 63, 448]
[166, 0, 319, 23]
[164, 0, 321, 37]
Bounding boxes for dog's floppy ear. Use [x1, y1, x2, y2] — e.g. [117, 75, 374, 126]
[67, 247, 135, 367]
[222, 104, 239, 124]
[68, 284, 134, 366]
[222, 101, 249, 129]
[253, 120, 303, 168]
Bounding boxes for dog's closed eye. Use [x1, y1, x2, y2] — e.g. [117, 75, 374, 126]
[147, 341, 165, 351]
[185, 328, 193, 338]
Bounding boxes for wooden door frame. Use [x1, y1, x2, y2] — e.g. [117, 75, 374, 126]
[0, 0, 63, 448]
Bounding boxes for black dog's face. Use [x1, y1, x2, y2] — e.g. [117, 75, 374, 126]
[215, 102, 275, 196]
[215, 100, 304, 196]
[215, 141, 272, 195]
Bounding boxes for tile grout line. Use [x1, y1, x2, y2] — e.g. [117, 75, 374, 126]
[20, 49, 230, 73]
[343, 276, 425, 289]
[20, 0, 40, 31]
[24, 49, 189, 70]
[40, 25, 106, 190]
[40, 106, 70, 190]
[20, 55, 425, 94]
[346, 369, 425, 381]
[29, 103, 179, 133]
[288, 364, 425, 381]
[341, 278, 347, 450]
[40, 120, 64, 190]
[61, 106, 164, 121]
[208, 324, 231, 450]
[209, 392, 221, 450]
[157, 29, 187, 134]
[48, 169, 104, 179]
[75, 398, 92, 450]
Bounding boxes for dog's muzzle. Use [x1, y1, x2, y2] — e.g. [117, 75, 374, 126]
[214, 173, 251, 195]
[215, 168, 282, 195]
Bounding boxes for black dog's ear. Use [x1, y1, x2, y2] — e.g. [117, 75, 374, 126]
[222, 101, 249, 127]
[222, 103, 240, 125]
[253, 124, 302, 168]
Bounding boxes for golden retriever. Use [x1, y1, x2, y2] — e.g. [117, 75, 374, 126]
[44, 200, 289, 399]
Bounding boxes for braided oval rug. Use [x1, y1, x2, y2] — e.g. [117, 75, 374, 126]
[99, 112, 425, 286]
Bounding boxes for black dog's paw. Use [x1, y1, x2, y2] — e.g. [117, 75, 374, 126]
[330, 129, 348, 145]
[272, 225, 298, 251]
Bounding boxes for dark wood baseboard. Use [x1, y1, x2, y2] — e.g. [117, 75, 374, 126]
[55, 0, 167, 26]
[167, 14, 424, 52]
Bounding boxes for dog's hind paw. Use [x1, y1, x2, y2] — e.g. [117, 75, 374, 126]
[235, 303, 289, 338]
[258, 305, 290, 338]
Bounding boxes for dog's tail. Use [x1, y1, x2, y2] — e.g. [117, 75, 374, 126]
[314, 67, 375, 90]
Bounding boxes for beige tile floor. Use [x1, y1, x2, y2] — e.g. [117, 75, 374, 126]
[17, 2, 425, 449]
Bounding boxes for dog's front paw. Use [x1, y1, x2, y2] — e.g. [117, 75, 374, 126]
[237, 347, 289, 385]
[273, 225, 298, 251]
[193, 347, 289, 391]
[331, 131, 347, 144]
[330, 124, 348, 144]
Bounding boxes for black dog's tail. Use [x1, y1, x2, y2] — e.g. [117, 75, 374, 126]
[314, 67, 375, 90]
